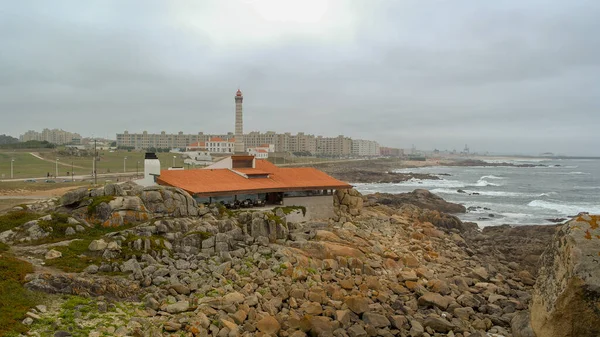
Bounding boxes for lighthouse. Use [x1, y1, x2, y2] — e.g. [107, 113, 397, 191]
[234, 89, 245, 154]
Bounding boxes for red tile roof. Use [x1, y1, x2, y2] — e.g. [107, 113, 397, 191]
[156, 159, 351, 196]
[187, 142, 206, 147]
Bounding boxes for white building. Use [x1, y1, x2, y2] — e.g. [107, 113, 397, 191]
[352, 139, 380, 157]
[206, 137, 235, 154]
[248, 148, 269, 159]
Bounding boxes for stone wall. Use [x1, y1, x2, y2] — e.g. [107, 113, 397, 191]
[282, 195, 334, 221]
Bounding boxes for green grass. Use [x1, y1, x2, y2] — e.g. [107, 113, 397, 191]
[0, 210, 42, 232]
[1, 149, 187, 179]
[44, 239, 103, 272]
[0, 254, 37, 336]
[37, 213, 73, 238]
[0, 242, 9, 252]
[42, 222, 139, 272]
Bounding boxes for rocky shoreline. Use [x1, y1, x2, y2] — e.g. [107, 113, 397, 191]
[311, 160, 441, 184]
[0, 184, 598, 337]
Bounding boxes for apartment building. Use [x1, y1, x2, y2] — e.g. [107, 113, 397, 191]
[315, 135, 352, 157]
[352, 139, 380, 157]
[380, 146, 404, 157]
[116, 131, 234, 150]
[20, 128, 82, 145]
[118, 130, 381, 158]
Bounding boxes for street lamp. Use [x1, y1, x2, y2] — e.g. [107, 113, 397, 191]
[172, 155, 176, 167]
[11, 158, 14, 179]
[124, 156, 128, 173]
[71, 161, 74, 182]
[55, 158, 59, 178]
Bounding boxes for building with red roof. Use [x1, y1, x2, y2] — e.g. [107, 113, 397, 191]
[155, 155, 352, 218]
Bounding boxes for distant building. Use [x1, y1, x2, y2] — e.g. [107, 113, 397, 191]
[186, 142, 206, 152]
[352, 139, 380, 157]
[116, 131, 233, 150]
[380, 147, 404, 157]
[248, 148, 269, 159]
[316, 135, 352, 157]
[206, 137, 235, 154]
[116, 90, 382, 155]
[20, 128, 82, 145]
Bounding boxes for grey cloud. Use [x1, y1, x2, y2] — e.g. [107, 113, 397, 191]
[0, 0, 599, 155]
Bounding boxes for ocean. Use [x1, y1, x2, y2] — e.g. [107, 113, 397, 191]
[353, 158, 600, 227]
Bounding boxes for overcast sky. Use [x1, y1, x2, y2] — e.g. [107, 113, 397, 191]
[1, 1, 599, 155]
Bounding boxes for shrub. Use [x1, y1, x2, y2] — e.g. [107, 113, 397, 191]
[0, 210, 41, 232]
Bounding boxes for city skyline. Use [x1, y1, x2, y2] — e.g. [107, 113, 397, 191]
[1, 1, 599, 156]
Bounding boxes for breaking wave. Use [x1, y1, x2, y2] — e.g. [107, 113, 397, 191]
[397, 178, 466, 188]
[430, 188, 523, 197]
[474, 179, 501, 187]
[527, 200, 600, 215]
[480, 175, 504, 180]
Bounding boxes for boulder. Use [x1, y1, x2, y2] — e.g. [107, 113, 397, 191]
[166, 301, 189, 314]
[422, 317, 455, 333]
[45, 249, 62, 260]
[362, 312, 390, 328]
[256, 315, 280, 335]
[418, 292, 451, 310]
[88, 239, 108, 251]
[345, 295, 370, 314]
[531, 215, 600, 337]
[60, 187, 89, 206]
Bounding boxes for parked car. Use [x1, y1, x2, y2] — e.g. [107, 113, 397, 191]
[25, 179, 37, 182]
[45, 179, 56, 183]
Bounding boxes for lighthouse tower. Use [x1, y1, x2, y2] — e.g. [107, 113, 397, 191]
[234, 89, 245, 154]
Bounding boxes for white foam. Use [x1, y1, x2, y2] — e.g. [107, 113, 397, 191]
[568, 171, 589, 175]
[473, 179, 501, 187]
[480, 175, 505, 180]
[528, 200, 600, 215]
[395, 178, 466, 188]
[574, 186, 600, 190]
[538, 192, 559, 197]
[431, 188, 523, 197]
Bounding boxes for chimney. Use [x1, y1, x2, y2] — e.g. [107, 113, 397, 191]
[143, 152, 161, 183]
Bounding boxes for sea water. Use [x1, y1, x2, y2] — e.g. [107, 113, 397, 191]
[353, 159, 600, 227]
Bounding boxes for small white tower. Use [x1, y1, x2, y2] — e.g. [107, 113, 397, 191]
[234, 89, 245, 154]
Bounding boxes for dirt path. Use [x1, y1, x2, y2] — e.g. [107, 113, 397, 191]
[29, 152, 86, 169]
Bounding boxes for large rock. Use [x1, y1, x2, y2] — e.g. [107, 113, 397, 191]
[140, 186, 198, 217]
[256, 315, 280, 335]
[334, 189, 363, 217]
[60, 187, 89, 206]
[367, 189, 466, 213]
[530, 214, 600, 337]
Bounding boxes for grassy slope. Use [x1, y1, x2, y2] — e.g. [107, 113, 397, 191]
[1, 149, 189, 179]
[0, 250, 37, 336]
